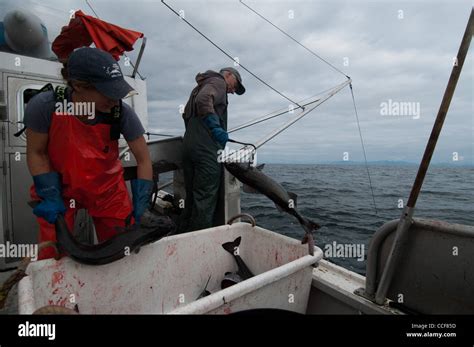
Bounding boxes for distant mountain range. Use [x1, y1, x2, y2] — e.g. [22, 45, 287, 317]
[264, 160, 473, 167]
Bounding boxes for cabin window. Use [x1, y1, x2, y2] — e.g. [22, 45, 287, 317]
[16, 84, 63, 139]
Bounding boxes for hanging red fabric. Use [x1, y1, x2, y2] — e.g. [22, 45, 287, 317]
[52, 10, 143, 61]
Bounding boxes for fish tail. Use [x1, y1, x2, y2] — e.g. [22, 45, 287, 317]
[305, 232, 315, 256]
[300, 217, 318, 256]
[222, 236, 242, 254]
[301, 230, 315, 256]
[302, 217, 321, 233]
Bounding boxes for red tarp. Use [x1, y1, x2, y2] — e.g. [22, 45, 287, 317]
[52, 10, 143, 61]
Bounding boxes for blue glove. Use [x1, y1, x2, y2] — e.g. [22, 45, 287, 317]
[203, 113, 228, 147]
[131, 178, 154, 224]
[33, 172, 66, 224]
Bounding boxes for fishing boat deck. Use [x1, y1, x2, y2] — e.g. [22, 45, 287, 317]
[307, 260, 402, 315]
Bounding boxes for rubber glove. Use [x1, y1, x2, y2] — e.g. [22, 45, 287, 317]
[203, 113, 228, 147]
[131, 178, 154, 224]
[33, 172, 66, 224]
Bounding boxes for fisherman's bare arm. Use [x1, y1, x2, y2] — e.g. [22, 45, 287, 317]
[127, 135, 152, 180]
[26, 129, 51, 176]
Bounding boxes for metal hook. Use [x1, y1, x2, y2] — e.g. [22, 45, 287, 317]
[227, 213, 256, 227]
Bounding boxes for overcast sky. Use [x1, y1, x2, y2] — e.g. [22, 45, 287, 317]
[2, 0, 472, 164]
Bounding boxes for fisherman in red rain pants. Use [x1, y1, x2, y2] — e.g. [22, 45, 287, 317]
[24, 47, 153, 259]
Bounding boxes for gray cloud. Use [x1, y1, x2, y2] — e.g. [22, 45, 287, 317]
[2, 0, 472, 164]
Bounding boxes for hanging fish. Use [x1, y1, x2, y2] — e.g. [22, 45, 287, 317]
[224, 162, 319, 255]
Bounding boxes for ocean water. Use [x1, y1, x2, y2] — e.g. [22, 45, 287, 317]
[240, 164, 473, 275]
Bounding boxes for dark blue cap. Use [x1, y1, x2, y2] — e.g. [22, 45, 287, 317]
[67, 47, 134, 100]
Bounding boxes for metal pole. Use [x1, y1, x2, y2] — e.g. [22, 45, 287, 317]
[132, 37, 147, 79]
[375, 8, 474, 305]
[228, 98, 320, 134]
[254, 79, 351, 149]
[221, 79, 350, 163]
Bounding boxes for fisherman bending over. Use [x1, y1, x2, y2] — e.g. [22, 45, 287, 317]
[24, 47, 153, 259]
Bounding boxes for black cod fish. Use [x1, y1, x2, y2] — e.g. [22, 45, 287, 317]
[224, 162, 319, 255]
[52, 210, 175, 265]
[221, 236, 254, 288]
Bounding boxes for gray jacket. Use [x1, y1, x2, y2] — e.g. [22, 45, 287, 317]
[182, 70, 229, 157]
[183, 70, 228, 130]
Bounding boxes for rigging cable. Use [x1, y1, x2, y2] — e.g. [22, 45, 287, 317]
[239, 0, 350, 80]
[228, 84, 344, 133]
[145, 132, 175, 139]
[240, 1, 378, 215]
[161, 0, 304, 110]
[253, 80, 350, 149]
[222, 79, 351, 164]
[349, 83, 378, 215]
[229, 98, 319, 133]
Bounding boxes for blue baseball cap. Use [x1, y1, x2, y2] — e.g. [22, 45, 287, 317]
[67, 47, 134, 100]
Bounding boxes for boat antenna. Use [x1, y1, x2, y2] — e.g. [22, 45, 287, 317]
[161, 0, 304, 110]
